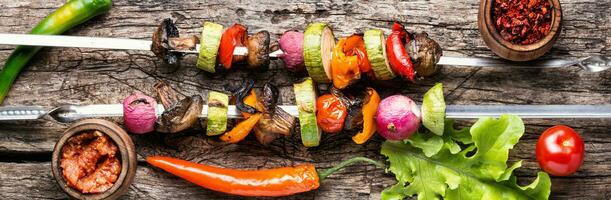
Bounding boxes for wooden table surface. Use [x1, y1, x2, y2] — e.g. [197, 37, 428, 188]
[0, 0, 609, 199]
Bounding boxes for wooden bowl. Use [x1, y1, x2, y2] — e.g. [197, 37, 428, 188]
[478, 0, 562, 61]
[52, 119, 137, 200]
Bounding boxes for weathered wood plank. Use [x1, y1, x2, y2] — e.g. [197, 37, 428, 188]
[0, 160, 608, 200]
[0, 0, 609, 199]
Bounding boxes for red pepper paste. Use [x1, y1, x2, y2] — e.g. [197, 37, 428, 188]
[493, 0, 552, 45]
[60, 131, 121, 193]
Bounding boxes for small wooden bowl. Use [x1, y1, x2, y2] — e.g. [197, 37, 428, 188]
[52, 119, 137, 200]
[478, 0, 562, 61]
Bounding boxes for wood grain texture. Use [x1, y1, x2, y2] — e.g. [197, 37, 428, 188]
[0, 0, 609, 199]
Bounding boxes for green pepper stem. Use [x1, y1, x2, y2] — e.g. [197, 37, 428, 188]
[317, 156, 385, 181]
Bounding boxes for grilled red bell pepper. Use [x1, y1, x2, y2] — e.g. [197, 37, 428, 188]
[218, 24, 248, 69]
[386, 22, 415, 82]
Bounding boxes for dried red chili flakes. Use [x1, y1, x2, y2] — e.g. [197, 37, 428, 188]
[493, 0, 552, 45]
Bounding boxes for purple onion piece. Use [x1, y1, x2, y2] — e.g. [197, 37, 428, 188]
[279, 31, 305, 72]
[123, 92, 157, 134]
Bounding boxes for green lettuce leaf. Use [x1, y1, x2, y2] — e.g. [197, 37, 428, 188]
[381, 115, 551, 200]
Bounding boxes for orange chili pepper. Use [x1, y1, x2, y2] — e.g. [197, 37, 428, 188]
[146, 156, 319, 197]
[352, 87, 380, 144]
[241, 90, 258, 118]
[344, 34, 374, 80]
[316, 94, 347, 133]
[331, 38, 361, 89]
[220, 113, 262, 143]
[146, 156, 383, 197]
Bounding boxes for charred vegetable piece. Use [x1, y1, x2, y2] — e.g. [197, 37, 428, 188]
[254, 83, 295, 145]
[154, 81, 204, 133]
[406, 32, 443, 77]
[242, 90, 260, 118]
[197, 22, 224, 73]
[316, 94, 347, 133]
[352, 88, 380, 144]
[279, 31, 305, 72]
[206, 91, 229, 136]
[304, 23, 335, 83]
[246, 31, 271, 69]
[331, 38, 361, 89]
[386, 22, 415, 81]
[234, 79, 257, 114]
[218, 24, 248, 69]
[331, 87, 365, 131]
[344, 34, 374, 79]
[258, 82, 279, 112]
[0, 0, 113, 104]
[364, 29, 395, 80]
[293, 78, 321, 147]
[220, 113, 262, 144]
[255, 108, 295, 145]
[154, 81, 180, 109]
[157, 95, 204, 133]
[123, 92, 157, 134]
[152, 18, 182, 66]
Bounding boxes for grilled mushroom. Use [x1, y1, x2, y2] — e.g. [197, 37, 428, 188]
[152, 18, 182, 66]
[246, 31, 271, 69]
[154, 81, 204, 133]
[406, 32, 443, 77]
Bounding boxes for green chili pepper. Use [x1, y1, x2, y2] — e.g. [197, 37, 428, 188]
[0, 0, 113, 104]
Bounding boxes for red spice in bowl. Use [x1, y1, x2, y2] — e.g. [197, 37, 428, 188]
[493, 0, 552, 45]
[60, 130, 121, 194]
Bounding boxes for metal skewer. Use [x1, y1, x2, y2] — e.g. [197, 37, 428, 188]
[1, 33, 608, 71]
[2, 104, 611, 123]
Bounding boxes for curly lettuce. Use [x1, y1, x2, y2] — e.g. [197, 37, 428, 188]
[381, 115, 551, 200]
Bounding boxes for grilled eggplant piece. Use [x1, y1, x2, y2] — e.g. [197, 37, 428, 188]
[246, 31, 271, 69]
[254, 83, 295, 145]
[331, 87, 366, 131]
[152, 18, 182, 66]
[234, 79, 257, 114]
[406, 32, 442, 77]
[154, 81, 180, 109]
[254, 108, 295, 145]
[258, 82, 279, 112]
[154, 81, 204, 133]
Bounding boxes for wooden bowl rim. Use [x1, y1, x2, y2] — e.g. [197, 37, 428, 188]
[483, 0, 562, 52]
[51, 119, 136, 200]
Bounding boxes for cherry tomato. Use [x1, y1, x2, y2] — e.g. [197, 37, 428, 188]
[316, 94, 347, 133]
[535, 125, 585, 176]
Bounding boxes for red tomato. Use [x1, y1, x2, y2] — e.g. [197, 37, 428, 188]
[535, 125, 585, 176]
[316, 94, 347, 133]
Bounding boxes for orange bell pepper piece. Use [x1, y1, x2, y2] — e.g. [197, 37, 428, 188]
[220, 113, 262, 143]
[344, 34, 374, 79]
[331, 38, 361, 89]
[241, 90, 258, 118]
[352, 88, 380, 144]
